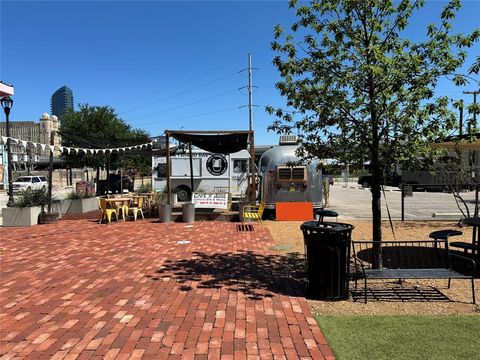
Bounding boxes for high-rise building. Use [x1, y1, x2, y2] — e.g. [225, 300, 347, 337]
[50, 85, 73, 124]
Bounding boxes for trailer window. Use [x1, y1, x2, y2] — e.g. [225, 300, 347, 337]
[278, 168, 291, 180]
[277, 166, 306, 181]
[233, 160, 248, 173]
[292, 168, 305, 180]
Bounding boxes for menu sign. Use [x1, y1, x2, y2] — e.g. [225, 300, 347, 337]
[192, 192, 229, 209]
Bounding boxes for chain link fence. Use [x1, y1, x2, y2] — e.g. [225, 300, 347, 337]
[401, 184, 479, 221]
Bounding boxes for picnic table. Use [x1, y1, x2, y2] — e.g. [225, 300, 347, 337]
[104, 197, 132, 207]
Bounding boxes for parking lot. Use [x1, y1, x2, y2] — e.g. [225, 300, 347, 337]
[329, 184, 478, 220]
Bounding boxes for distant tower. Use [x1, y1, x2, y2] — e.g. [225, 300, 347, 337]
[50, 85, 73, 125]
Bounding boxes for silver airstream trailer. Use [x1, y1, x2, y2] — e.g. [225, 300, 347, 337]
[258, 135, 323, 218]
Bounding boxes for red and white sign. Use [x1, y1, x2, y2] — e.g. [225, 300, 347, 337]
[192, 192, 229, 209]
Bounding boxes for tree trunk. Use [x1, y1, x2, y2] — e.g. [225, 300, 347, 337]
[368, 71, 382, 268]
[371, 153, 383, 269]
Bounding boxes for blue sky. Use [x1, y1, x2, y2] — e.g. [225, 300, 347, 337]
[1, 0, 479, 145]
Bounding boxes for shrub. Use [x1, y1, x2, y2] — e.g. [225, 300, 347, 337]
[13, 188, 49, 208]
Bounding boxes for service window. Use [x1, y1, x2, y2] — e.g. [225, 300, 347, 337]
[233, 159, 248, 173]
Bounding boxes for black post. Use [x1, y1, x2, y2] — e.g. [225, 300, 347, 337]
[106, 151, 111, 194]
[2, 98, 14, 206]
[95, 167, 100, 195]
[47, 131, 54, 213]
[475, 184, 479, 218]
[26, 144, 31, 175]
[189, 142, 194, 193]
[401, 184, 405, 221]
[165, 131, 171, 205]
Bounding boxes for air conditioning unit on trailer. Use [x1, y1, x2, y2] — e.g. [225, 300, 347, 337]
[279, 135, 299, 145]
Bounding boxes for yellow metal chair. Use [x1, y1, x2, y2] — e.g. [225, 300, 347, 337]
[114, 200, 130, 221]
[242, 201, 265, 224]
[99, 198, 118, 224]
[128, 196, 145, 221]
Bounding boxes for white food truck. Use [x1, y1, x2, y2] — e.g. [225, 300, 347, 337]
[152, 147, 251, 202]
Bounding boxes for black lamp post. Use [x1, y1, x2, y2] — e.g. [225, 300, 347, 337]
[1, 96, 14, 206]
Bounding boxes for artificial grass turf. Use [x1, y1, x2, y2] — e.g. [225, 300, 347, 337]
[316, 315, 480, 360]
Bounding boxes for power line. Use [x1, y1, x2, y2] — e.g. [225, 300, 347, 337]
[118, 71, 240, 115]
[132, 106, 242, 127]
[116, 66, 243, 107]
[131, 88, 239, 121]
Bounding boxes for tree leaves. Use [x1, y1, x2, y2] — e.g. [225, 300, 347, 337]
[61, 104, 151, 174]
[268, 0, 479, 243]
[269, 0, 478, 168]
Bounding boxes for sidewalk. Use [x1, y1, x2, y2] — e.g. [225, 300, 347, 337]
[0, 220, 333, 359]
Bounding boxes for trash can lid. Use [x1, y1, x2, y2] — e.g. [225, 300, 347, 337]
[300, 221, 354, 232]
[315, 209, 338, 217]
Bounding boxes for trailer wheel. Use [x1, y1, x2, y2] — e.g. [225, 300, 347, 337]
[175, 186, 192, 202]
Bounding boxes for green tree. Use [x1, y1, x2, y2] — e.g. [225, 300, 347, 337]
[268, 0, 479, 266]
[61, 104, 151, 192]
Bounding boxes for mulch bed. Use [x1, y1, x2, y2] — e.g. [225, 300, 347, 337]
[265, 220, 480, 315]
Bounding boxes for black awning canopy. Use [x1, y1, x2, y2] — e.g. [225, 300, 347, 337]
[170, 132, 249, 154]
[164, 130, 256, 204]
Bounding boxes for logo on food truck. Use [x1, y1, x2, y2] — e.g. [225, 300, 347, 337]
[206, 154, 228, 176]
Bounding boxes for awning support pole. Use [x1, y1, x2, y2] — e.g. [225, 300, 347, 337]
[249, 130, 256, 204]
[189, 142, 194, 194]
[165, 131, 171, 205]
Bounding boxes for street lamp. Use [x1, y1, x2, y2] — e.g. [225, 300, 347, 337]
[1, 96, 14, 206]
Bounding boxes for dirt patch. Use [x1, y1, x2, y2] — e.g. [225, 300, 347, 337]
[264, 220, 480, 315]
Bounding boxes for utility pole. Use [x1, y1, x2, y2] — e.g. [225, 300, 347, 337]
[240, 54, 258, 203]
[247, 54, 256, 203]
[463, 90, 479, 130]
[248, 54, 254, 133]
[459, 100, 463, 136]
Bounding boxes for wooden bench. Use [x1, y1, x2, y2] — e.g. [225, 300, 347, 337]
[351, 240, 476, 304]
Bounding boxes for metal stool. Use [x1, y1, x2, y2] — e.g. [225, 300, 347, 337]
[429, 229, 463, 248]
[315, 209, 339, 223]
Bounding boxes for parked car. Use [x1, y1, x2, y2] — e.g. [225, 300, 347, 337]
[357, 174, 401, 188]
[11, 175, 48, 192]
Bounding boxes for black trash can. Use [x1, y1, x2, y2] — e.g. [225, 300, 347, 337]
[300, 221, 354, 300]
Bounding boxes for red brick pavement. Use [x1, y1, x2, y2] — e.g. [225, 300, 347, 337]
[0, 219, 334, 359]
